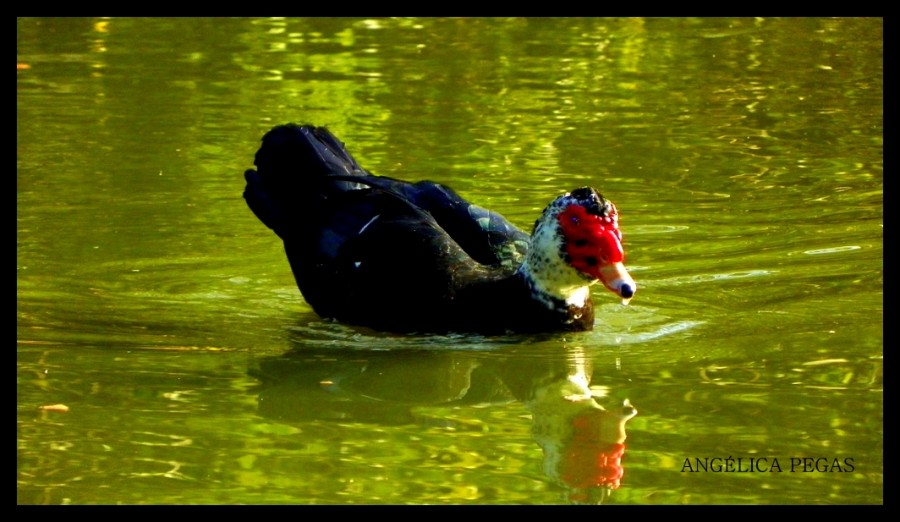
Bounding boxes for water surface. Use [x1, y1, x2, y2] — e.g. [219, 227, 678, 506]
[17, 17, 882, 504]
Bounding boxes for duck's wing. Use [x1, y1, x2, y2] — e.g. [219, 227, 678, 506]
[328, 175, 531, 269]
[409, 180, 532, 270]
[286, 187, 492, 325]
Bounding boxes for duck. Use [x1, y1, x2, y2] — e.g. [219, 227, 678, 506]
[243, 124, 636, 334]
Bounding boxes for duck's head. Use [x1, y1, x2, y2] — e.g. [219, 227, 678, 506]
[522, 187, 636, 307]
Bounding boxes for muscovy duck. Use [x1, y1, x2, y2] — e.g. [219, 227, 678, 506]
[243, 124, 636, 334]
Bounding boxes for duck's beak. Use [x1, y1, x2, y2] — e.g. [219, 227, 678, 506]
[597, 261, 636, 304]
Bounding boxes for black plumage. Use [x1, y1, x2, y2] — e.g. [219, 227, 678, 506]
[244, 124, 634, 334]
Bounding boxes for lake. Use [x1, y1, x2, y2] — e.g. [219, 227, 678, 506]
[17, 17, 882, 504]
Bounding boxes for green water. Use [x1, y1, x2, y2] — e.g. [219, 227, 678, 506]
[17, 17, 882, 504]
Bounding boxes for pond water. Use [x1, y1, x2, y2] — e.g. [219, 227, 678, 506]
[17, 17, 882, 505]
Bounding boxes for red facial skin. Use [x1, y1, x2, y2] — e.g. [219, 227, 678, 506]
[557, 204, 624, 280]
[559, 408, 632, 491]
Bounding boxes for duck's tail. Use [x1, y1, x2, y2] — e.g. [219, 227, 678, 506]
[243, 124, 368, 240]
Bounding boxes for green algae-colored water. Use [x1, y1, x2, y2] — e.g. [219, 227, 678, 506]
[17, 17, 882, 504]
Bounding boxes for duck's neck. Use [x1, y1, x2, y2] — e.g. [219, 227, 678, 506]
[515, 211, 597, 310]
[516, 254, 594, 310]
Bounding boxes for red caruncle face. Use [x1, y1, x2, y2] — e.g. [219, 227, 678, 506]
[557, 204, 624, 279]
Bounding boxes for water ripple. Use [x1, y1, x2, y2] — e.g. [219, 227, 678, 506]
[654, 269, 775, 287]
[801, 245, 862, 255]
[630, 224, 690, 234]
[616, 320, 705, 344]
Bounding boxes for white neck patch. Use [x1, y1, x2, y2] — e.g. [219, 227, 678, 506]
[517, 199, 594, 309]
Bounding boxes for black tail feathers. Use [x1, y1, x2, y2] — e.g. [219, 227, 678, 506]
[254, 124, 364, 179]
[243, 124, 368, 239]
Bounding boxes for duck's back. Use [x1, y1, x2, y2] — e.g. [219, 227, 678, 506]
[243, 124, 533, 331]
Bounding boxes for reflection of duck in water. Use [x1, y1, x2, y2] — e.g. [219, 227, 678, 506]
[524, 352, 637, 504]
[492, 346, 637, 503]
[251, 343, 637, 504]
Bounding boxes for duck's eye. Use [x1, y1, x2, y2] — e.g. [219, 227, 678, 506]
[584, 256, 598, 266]
[574, 239, 588, 247]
